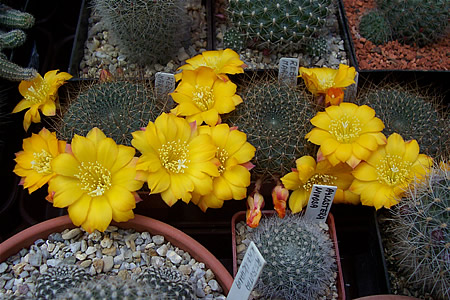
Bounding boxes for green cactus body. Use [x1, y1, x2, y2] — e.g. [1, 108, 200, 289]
[0, 29, 26, 49]
[35, 265, 92, 300]
[389, 163, 449, 299]
[223, 74, 317, 180]
[227, 0, 332, 52]
[375, 0, 449, 47]
[359, 9, 393, 45]
[305, 36, 329, 57]
[223, 27, 246, 52]
[0, 6, 34, 29]
[247, 213, 337, 299]
[56, 81, 171, 146]
[0, 55, 37, 81]
[93, 0, 191, 66]
[358, 87, 449, 158]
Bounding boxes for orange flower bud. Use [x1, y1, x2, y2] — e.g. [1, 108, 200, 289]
[325, 87, 344, 106]
[246, 192, 264, 228]
[272, 184, 289, 218]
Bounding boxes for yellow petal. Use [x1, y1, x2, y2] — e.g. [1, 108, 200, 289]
[106, 185, 136, 212]
[352, 162, 378, 181]
[281, 171, 301, 190]
[306, 129, 333, 146]
[356, 134, 378, 151]
[223, 164, 251, 187]
[50, 176, 84, 207]
[147, 168, 171, 194]
[51, 153, 80, 177]
[170, 173, 194, 200]
[289, 188, 309, 213]
[67, 193, 91, 226]
[71, 134, 96, 163]
[111, 145, 135, 173]
[335, 143, 352, 163]
[12, 99, 32, 113]
[355, 105, 375, 123]
[97, 137, 119, 170]
[82, 196, 112, 233]
[112, 209, 134, 223]
[385, 133, 406, 157]
[403, 139, 419, 163]
[41, 101, 56, 116]
[112, 168, 142, 191]
[361, 117, 385, 133]
[213, 176, 233, 200]
[320, 138, 340, 156]
[310, 112, 331, 130]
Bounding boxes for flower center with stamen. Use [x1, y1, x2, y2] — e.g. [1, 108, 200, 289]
[216, 147, 229, 174]
[329, 114, 361, 143]
[192, 85, 214, 111]
[318, 77, 334, 90]
[302, 173, 337, 191]
[159, 140, 190, 174]
[75, 162, 112, 197]
[376, 154, 412, 186]
[30, 149, 53, 174]
[24, 81, 50, 104]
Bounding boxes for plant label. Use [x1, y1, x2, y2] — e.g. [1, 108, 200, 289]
[227, 241, 266, 300]
[304, 184, 337, 223]
[155, 72, 175, 98]
[278, 57, 299, 87]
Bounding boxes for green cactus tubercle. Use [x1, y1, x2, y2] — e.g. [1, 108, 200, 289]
[247, 213, 337, 300]
[227, 0, 332, 52]
[56, 81, 171, 146]
[359, 9, 393, 45]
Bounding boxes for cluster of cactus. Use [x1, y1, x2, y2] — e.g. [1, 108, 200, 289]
[223, 27, 245, 52]
[359, 0, 449, 46]
[55, 80, 171, 146]
[92, 0, 191, 66]
[357, 86, 449, 158]
[35, 265, 91, 300]
[35, 265, 196, 300]
[222, 74, 317, 180]
[227, 0, 332, 52]
[247, 213, 337, 299]
[0, 3, 36, 81]
[388, 162, 449, 299]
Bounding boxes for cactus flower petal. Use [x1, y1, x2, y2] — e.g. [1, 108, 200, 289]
[246, 192, 264, 228]
[272, 184, 289, 218]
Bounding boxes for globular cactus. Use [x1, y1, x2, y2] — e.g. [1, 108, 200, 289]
[359, 9, 393, 45]
[223, 27, 245, 52]
[92, 0, 191, 66]
[0, 4, 36, 81]
[374, 0, 449, 47]
[227, 0, 332, 52]
[357, 87, 449, 158]
[305, 36, 329, 57]
[247, 213, 337, 300]
[222, 74, 317, 180]
[56, 80, 171, 146]
[35, 265, 92, 300]
[388, 162, 449, 299]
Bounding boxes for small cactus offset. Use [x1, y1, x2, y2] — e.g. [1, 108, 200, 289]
[247, 213, 337, 300]
[357, 86, 449, 158]
[359, 9, 393, 45]
[223, 27, 245, 52]
[227, 0, 332, 52]
[93, 0, 191, 66]
[0, 54, 37, 81]
[222, 74, 317, 180]
[389, 162, 449, 299]
[374, 0, 449, 47]
[55, 80, 172, 146]
[35, 265, 92, 300]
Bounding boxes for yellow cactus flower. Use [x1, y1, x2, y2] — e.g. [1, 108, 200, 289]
[48, 127, 143, 233]
[350, 133, 433, 210]
[305, 102, 386, 168]
[191, 124, 255, 212]
[299, 64, 356, 106]
[281, 155, 359, 213]
[13, 128, 66, 194]
[131, 113, 219, 207]
[12, 70, 72, 131]
[175, 48, 245, 81]
[170, 67, 243, 126]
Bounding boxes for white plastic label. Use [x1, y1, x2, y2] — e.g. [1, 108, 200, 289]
[155, 72, 175, 97]
[227, 241, 266, 300]
[304, 184, 337, 223]
[278, 57, 299, 86]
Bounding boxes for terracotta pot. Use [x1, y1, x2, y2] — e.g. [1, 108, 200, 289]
[231, 210, 346, 299]
[354, 296, 421, 300]
[0, 214, 233, 294]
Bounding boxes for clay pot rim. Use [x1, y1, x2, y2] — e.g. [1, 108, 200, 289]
[231, 210, 346, 300]
[0, 214, 233, 294]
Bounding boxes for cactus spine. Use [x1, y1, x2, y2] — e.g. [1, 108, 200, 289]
[223, 74, 317, 180]
[359, 10, 393, 45]
[92, 0, 191, 66]
[56, 80, 171, 146]
[247, 213, 337, 299]
[388, 162, 449, 299]
[227, 0, 332, 52]
[358, 86, 449, 158]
